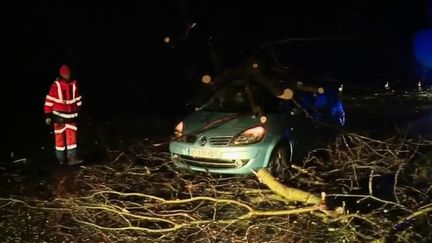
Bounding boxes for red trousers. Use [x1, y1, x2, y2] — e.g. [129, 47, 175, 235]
[53, 122, 77, 151]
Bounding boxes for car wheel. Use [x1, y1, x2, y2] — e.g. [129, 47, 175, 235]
[268, 140, 292, 180]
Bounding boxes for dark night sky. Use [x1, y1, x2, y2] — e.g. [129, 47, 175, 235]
[4, 1, 430, 127]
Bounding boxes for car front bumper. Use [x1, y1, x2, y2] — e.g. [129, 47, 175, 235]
[169, 141, 271, 174]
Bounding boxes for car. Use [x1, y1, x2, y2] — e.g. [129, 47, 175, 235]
[169, 71, 345, 177]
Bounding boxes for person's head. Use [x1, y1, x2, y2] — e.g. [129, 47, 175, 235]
[59, 64, 71, 81]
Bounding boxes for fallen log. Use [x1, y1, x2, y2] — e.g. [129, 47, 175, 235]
[256, 168, 322, 205]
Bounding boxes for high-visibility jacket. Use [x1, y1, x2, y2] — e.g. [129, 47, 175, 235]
[44, 78, 82, 120]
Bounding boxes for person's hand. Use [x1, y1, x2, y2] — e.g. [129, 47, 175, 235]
[45, 117, 52, 125]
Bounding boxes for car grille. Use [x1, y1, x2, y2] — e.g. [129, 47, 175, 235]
[209, 136, 233, 146]
[177, 155, 248, 169]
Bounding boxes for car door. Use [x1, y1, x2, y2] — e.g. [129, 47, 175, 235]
[285, 101, 342, 161]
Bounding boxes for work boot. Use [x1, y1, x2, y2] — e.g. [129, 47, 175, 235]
[67, 149, 83, 165]
[56, 151, 66, 165]
[68, 157, 83, 165]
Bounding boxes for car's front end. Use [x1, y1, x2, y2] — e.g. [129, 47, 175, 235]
[169, 111, 284, 174]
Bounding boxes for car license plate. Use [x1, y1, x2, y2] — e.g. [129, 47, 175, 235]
[190, 148, 219, 158]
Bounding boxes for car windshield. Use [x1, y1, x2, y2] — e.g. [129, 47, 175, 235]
[201, 80, 283, 113]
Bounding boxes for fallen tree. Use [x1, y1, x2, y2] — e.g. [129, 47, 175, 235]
[0, 133, 432, 242]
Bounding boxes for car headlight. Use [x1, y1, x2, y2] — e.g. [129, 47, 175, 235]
[174, 121, 184, 137]
[230, 126, 265, 146]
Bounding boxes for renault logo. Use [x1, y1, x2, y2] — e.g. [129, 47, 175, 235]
[199, 136, 207, 146]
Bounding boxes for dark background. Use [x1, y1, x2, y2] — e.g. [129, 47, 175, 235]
[3, 0, 431, 156]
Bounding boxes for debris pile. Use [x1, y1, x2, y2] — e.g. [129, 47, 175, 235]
[1, 133, 432, 242]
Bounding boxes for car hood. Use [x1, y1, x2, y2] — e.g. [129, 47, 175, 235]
[183, 111, 261, 136]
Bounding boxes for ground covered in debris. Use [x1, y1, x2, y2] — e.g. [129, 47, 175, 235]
[1, 132, 432, 242]
[2, 91, 432, 242]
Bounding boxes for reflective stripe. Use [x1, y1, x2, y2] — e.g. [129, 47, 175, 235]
[46, 95, 80, 105]
[72, 83, 76, 100]
[55, 146, 66, 151]
[77, 101, 82, 106]
[76, 96, 82, 101]
[54, 124, 77, 134]
[66, 124, 78, 130]
[54, 127, 67, 134]
[46, 95, 60, 103]
[53, 110, 78, 118]
[55, 81, 63, 101]
[45, 102, 54, 106]
[67, 144, 77, 150]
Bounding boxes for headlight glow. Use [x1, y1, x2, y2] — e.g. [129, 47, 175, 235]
[230, 126, 265, 146]
[175, 121, 184, 137]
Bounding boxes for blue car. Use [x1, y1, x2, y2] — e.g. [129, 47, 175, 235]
[169, 78, 344, 176]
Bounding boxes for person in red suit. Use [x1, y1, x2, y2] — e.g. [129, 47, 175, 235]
[44, 64, 83, 165]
